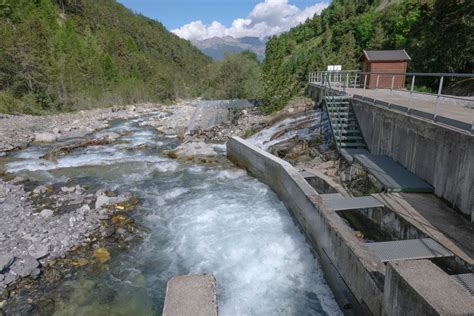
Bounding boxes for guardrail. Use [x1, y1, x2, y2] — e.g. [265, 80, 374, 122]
[309, 71, 474, 133]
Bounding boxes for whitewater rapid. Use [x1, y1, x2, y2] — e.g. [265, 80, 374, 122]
[2, 111, 341, 315]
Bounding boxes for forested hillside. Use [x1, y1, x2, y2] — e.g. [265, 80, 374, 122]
[0, 0, 211, 114]
[262, 0, 473, 112]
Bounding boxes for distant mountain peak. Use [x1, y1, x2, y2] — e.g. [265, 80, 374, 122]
[193, 36, 267, 61]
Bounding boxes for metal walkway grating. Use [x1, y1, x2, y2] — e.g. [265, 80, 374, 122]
[324, 196, 384, 211]
[366, 238, 453, 262]
[452, 274, 474, 295]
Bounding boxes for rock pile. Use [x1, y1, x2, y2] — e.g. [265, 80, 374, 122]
[0, 179, 137, 291]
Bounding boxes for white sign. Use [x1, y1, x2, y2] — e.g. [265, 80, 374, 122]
[327, 65, 342, 71]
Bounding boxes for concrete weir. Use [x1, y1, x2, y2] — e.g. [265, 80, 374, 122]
[226, 136, 474, 315]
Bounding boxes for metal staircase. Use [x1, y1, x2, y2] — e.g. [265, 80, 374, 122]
[323, 84, 367, 150]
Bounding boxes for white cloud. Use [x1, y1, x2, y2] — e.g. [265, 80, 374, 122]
[172, 0, 329, 41]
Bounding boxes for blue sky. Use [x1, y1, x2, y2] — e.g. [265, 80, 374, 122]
[117, 0, 329, 40]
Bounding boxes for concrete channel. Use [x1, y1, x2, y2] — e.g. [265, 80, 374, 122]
[226, 136, 474, 316]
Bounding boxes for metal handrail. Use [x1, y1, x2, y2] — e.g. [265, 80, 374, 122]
[322, 73, 343, 148]
[309, 70, 474, 134]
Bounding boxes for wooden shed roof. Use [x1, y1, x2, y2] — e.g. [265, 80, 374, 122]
[360, 50, 411, 62]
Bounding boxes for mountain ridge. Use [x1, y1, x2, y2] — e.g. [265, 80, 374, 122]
[193, 36, 267, 61]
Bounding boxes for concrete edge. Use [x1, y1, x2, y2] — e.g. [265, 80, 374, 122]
[384, 260, 474, 315]
[227, 136, 386, 314]
[163, 274, 218, 316]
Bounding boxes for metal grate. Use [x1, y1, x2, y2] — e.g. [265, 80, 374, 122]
[452, 274, 474, 295]
[325, 196, 384, 211]
[366, 238, 453, 262]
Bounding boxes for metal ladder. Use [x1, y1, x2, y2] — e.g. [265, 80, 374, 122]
[323, 79, 367, 150]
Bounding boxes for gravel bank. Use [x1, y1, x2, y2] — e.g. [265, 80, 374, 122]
[0, 103, 159, 154]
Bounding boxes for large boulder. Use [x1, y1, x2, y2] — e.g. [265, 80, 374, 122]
[0, 254, 14, 272]
[28, 243, 50, 259]
[9, 255, 39, 277]
[34, 132, 57, 143]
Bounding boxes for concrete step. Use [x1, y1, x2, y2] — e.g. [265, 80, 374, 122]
[339, 142, 366, 148]
[340, 148, 370, 163]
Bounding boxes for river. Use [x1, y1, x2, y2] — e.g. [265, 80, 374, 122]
[2, 110, 341, 315]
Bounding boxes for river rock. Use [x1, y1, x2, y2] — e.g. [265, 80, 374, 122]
[61, 186, 76, 193]
[103, 132, 121, 141]
[95, 194, 112, 209]
[33, 185, 48, 194]
[39, 209, 54, 218]
[2, 272, 18, 286]
[9, 255, 39, 277]
[93, 248, 111, 264]
[34, 132, 57, 143]
[28, 243, 50, 259]
[0, 254, 14, 272]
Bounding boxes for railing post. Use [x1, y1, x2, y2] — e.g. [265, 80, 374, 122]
[345, 73, 349, 91]
[434, 76, 444, 121]
[363, 74, 368, 89]
[408, 75, 415, 113]
[376, 75, 380, 89]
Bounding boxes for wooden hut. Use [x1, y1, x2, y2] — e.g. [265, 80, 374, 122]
[359, 50, 411, 89]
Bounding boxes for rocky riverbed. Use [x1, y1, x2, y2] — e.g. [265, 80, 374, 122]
[0, 99, 265, 313]
[0, 104, 161, 154]
[0, 97, 346, 315]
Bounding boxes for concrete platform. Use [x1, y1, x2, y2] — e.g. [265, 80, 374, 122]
[163, 275, 218, 316]
[344, 87, 473, 131]
[385, 260, 474, 315]
[340, 148, 369, 163]
[354, 154, 434, 193]
[373, 193, 474, 264]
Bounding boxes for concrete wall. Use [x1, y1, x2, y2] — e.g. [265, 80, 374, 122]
[384, 260, 474, 316]
[227, 137, 385, 315]
[352, 99, 474, 221]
